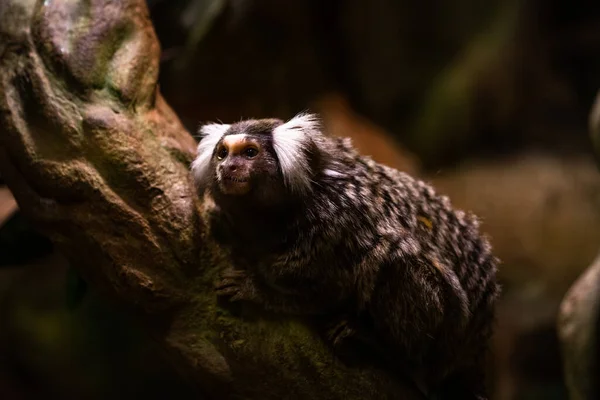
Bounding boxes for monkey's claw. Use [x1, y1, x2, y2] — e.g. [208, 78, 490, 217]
[326, 319, 356, 347]
[215, 269, 255, 302]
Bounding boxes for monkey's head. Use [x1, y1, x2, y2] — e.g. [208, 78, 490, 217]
[191, 113, 333, 207]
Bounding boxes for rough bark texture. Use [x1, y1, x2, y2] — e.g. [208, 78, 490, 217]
[0, 0, 424, 399]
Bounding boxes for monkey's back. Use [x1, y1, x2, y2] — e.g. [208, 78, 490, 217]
[320, 138, 499, 379]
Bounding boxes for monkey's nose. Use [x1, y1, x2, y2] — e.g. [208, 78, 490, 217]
[224, 164, 237, 173]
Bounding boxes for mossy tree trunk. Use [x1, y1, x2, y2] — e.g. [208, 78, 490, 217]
[0, 0, 424, 398]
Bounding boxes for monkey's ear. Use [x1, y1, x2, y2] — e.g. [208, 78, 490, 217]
[198, 123, 231, 140]
[272, 113, 322, 194]
[191, 123, 231, 189]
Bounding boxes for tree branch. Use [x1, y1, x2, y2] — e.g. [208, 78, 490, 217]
[558, 253, 600, 400]
[0, 0, 423, 398]
[557, 91, 600, 400]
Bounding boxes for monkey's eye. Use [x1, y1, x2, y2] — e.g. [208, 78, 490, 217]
[216, 147, 228, 160]
[243, 147, 259, 158]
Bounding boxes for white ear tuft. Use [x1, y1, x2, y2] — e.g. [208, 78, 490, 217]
[191, 123, 231, 188]
[272, 113, 321, 193]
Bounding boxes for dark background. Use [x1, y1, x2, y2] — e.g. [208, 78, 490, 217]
[2, 1, 600, 399]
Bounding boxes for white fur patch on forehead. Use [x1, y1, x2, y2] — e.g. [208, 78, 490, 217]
[191, 123, 231, 188]
[272, 113, 320, 193]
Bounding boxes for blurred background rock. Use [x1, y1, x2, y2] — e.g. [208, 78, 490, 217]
[2, 0, 600, 398]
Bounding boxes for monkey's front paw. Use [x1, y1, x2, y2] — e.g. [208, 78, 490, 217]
[215, 269, 257, 303]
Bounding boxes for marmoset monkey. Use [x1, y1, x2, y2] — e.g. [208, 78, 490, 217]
[191, 113, 500, 399]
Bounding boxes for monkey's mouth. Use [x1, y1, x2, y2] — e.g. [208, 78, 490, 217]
[219, 175, 251, 195]
[223, 176, 248, 183]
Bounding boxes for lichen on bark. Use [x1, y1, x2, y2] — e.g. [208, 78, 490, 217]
[0, 0, 424, 398]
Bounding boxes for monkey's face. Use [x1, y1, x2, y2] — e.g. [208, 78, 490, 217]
[213, 133, 280, 196]
[193, 115, 318, 206]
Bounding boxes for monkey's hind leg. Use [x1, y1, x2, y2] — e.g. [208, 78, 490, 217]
[320, 314, 396, 369]
[323, 320, 384, 368]
[326, 318, 357, 347]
